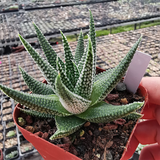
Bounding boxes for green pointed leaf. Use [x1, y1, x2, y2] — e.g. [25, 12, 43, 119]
[50, 115, 85, 140]
[72, 60, 80, 85]
[77, 101, 144, 123]
[57, 57, 74, 92]
[18, 107, 55, 119]
[123, 112, 142, 120]
[89, 10, 96, 55]
[91, 37, 142, 105]
[33, 23, 60, 69]
[60, 31, 76, 86]
[75, 30, 84, 65]
[19, 34, 58, 90]
[0, 84, 72, 117]
[89, 10, 96, 77]
[19, 66, 54, 95]
[78, 41, 88, 74]
[74, 38, 94, 100]
[55, 74, 91, 114]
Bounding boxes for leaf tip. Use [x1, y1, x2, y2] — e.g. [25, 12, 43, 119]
[18, 65, 23, 72]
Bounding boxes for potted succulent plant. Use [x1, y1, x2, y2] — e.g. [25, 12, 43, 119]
[0, 10, 148, 160]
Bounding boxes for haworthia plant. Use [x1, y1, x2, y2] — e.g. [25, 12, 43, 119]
[0, 10, 144, 140]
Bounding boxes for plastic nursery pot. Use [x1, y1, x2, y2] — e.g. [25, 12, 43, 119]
[5, 146, 19, 160]
[13, 67, 148, 160]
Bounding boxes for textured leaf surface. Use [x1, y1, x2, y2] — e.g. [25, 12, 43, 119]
[19, 66, 54, 95]
[123, 112, 142, 120]
[19, 34, 58, 90]
[33, 23, 59, 69]
[55, 74, 91, 114]
[75, 30, 84, 65]
[72, 61, 80, 85]
[89, 10, 96, 55]
[0, 84, 72, 117]
[91, 37, 142, 105]
[18, 107, 55, 119]
[77, 101, 144, 123]
[78, 42, 88, 74]
[60, 31, 76, 86]
[58, 57, 65, 72]
[89, 10, 96, 77]
[57, 57, 74, 92]
[50, 116, 85, 140]
[74, 38, 94, 100]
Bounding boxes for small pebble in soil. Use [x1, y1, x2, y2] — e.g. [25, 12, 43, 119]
[106, 94, 119, 101]
[80, 130, 85, 137]
[133, 94, 143, 101]
[25, 115, 33, 124]
[120, 98, 128, 104]
[114, 119, 126, 125]
[25, 126, 35, 133]
[80, 137, 85, 140]
[103, 124, 118, 130]
[42, 132, 49, 140]
[84, 122, 90, 127]
[116, 82, 126, 91]
[88, 130, 93, 136]
[34, 131, 43, 137]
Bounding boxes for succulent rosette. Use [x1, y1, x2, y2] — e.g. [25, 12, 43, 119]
[0, 10, 143, 140]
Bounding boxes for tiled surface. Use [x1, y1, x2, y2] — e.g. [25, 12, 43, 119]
[23, 0, 113, 9]
[0, 1, 160, 45]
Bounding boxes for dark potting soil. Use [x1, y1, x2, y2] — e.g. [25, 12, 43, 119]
[18, 88, 144, 160]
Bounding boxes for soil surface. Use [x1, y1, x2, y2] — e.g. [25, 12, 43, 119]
[18, 87, 144, 160]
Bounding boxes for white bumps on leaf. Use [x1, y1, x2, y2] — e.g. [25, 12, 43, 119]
[55, 74, 91, 114]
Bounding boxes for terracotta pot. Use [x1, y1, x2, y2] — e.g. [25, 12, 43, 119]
[13, 67, 148, 160]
